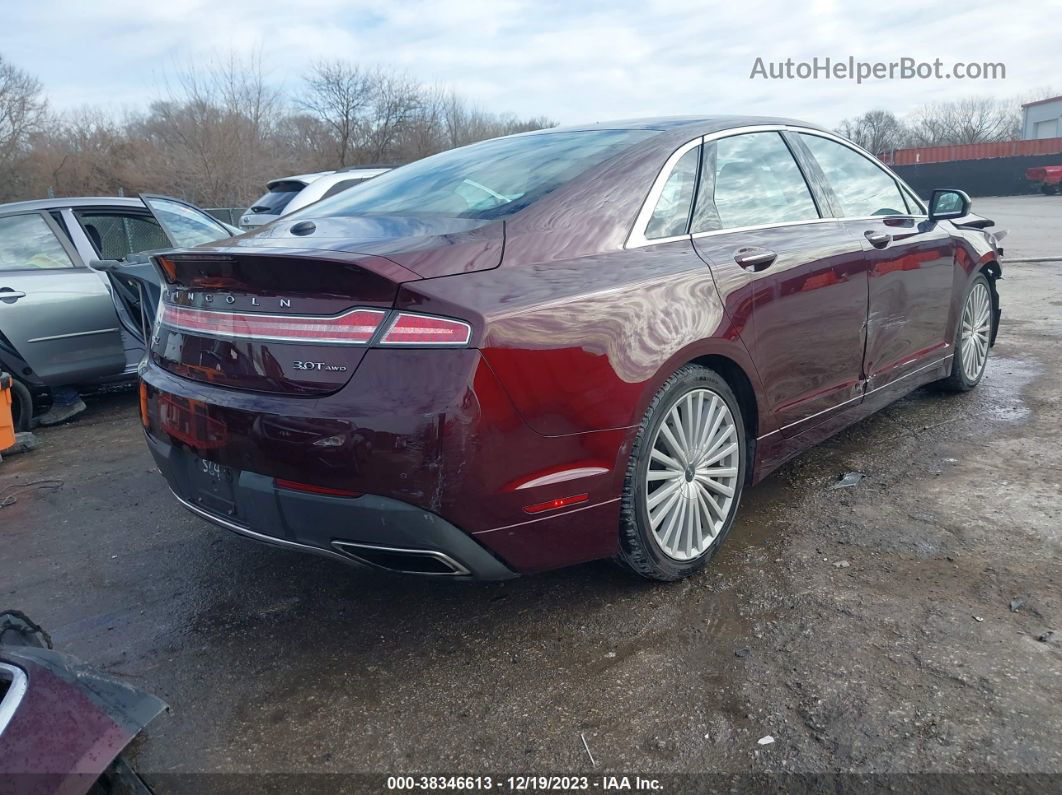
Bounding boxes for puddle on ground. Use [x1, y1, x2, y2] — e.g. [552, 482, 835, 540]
[974, 355, 1038, 423]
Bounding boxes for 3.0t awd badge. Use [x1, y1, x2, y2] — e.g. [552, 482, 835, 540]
[293, 361, 348, 372]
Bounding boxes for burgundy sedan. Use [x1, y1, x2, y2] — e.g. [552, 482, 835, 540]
[139, 117, 1002, 581]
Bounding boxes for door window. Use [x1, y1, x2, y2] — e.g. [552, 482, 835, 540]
[142, 197, 230, 247]
[76, 212, 171, 260]
[692, 133, 819, 233]
[0, 214, 76, 271]
[799, 134, 908, 218]
[645, 146, 700, 239]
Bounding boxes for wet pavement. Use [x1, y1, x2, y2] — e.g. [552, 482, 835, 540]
[2, 260, 1060, 786]
[975, 196, 1062, 260]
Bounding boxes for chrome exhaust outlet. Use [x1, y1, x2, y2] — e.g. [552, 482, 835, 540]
[330, 541, 471, 576]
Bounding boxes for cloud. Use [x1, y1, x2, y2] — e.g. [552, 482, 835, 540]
[4, 0, 1054, 127]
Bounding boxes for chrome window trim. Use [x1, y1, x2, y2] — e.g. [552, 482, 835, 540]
[626, 124, 928, 249]
[627, 135, 705, 249]
[0, 662, 28, 736]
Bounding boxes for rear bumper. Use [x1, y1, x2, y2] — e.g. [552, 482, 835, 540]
[140, 349, 630, 575]
[148, 432, 516, 579]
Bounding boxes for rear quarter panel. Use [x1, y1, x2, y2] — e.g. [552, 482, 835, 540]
[397, 241, 768, 438]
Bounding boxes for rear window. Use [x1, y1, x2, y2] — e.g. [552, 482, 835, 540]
[249, 180, 305, 214]
[320, 178, 369, 201]
[297, 129, 659, 221]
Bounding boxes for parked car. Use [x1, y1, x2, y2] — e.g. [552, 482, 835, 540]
[1025, 165, 1062, 194]
[0, 194, 235, 430]
[139, 117, 1003, 582]
[238, 167, 391, 229]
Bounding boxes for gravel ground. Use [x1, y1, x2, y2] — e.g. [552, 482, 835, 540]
[1, 258, 1060, 790]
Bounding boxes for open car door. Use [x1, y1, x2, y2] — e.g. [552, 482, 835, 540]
[95, 195, 235, 347]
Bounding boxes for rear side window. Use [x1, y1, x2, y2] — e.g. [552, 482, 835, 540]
[645, 147, 699, 239]
[77, 212, 170, 260]
[693, 132, 819, 233]
[799, 134, 908, 217]
[0, 213, 75, 271]
[249, 181, 304, 214]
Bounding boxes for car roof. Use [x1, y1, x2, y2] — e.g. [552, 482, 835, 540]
[309, 169, 390, 184]
[0, 196, 150, 214]
[522, 115, 828, 136]
[266, 172, 334, 188]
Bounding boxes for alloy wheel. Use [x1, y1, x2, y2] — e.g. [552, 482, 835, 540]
[960, 282, 992, 382]
[644, 388, 740, 561]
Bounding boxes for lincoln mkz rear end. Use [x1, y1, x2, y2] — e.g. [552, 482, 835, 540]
[140, 125, 680, 579]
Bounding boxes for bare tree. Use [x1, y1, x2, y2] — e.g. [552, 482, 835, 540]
[362, 70, 423, 162]
[299, 61, 374, 167]
[0, 53, 48, 199]
[1, 51, 555, 206]
[907, 97, 1018, 146]
[132, 52, 285, 205]
[836, 109, 908, 156]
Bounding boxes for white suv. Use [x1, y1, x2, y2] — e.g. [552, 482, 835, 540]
[239, 167, 391, 229]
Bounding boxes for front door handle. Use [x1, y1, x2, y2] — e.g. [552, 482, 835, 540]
[0, 289, 27, 303]
[864, 230, 891, 248]
[734, 247, 777, 271]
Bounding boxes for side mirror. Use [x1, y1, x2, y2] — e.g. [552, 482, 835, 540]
[928, 189, 971, 221]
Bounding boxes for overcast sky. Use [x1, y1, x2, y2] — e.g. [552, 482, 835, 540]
[4, 0, 1058, 127]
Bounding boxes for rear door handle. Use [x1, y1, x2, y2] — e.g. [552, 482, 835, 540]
[734, 247, 777, 271]
[0, 289, 27, 303]
[864, 230, 891, 248]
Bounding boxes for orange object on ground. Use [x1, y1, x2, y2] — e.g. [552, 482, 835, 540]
[0, 373, 15, 452]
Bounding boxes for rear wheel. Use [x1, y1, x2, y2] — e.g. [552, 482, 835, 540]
[937, 274, 993, 392]
[618, 365, 746, 581]
[1041, 184, 1058, 195]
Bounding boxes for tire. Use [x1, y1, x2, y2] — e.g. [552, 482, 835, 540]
[936, 273, 993, 392]
[618, 364, 747, 581]
[8, 377, 33, 432]
[1041, 184, 1058, 195]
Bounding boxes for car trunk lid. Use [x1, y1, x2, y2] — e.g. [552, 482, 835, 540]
[150, 216, 502, 396]
[152, 251, 419, 395]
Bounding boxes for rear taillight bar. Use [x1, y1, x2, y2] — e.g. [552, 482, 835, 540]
[158, 303, 472, 347]
[162, 305, 385, 345]
[378, 312, 472, 346]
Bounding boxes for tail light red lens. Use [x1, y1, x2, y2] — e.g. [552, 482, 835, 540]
[379, 313, 472, 346]
[275, 479, 362, 497]
[160, 305, 386, 345]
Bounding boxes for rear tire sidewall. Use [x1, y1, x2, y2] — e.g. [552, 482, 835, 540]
[620, 366, 746, 581]
[9, 377, 33, 433]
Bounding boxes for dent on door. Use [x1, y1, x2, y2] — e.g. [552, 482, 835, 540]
[857, 217, 957, 391]
[694, 222, 870, 438]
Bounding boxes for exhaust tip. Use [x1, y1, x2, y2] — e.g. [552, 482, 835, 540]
[331, 541, 471, 576]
